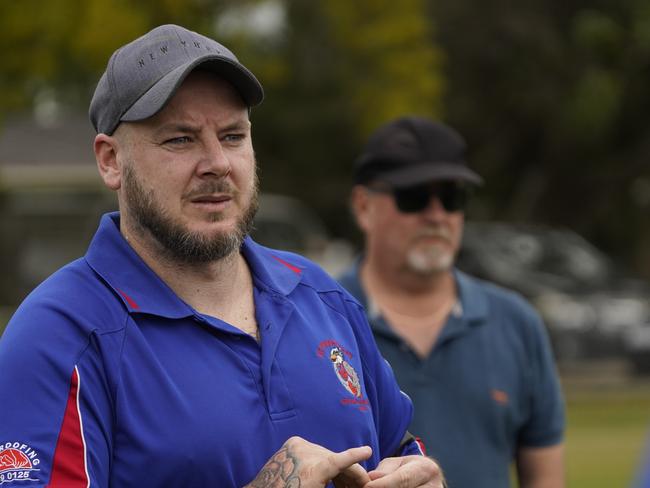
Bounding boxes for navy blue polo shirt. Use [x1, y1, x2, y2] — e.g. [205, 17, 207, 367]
[0, 213, 419, 487]
[339, 260, 565, 488]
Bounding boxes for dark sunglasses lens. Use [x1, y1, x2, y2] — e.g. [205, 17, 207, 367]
[439, 185, 467, 212]
[394, 184, 468, 213]
[394, 187, 431, 213]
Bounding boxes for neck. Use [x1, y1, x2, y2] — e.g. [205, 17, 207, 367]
[122, 225, 249, 315]
[360, 254, 458, 359]
[360, 254, 456, 316]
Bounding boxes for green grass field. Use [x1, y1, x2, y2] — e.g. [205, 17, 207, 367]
[560, 364, 650, 487]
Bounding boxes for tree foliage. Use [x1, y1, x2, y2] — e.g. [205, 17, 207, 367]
[429, 0, 650, 274]
[1, 0, 443, 237]
[321, 0, 443, 135]
[1, 0, 649, 274]
[219, 0, 444, 235]
[0, 0, 215, 117]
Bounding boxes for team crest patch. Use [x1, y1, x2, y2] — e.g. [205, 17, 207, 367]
[316, 340, 369, 412]
[0, 442, 40, 485]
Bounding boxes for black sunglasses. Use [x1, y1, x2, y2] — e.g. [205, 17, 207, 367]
[369, 182, 470, 213]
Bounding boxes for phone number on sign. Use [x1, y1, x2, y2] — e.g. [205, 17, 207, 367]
[0, 470, 38, 484]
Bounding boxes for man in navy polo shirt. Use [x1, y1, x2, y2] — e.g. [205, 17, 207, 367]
[0, 25, 444, 487]
[339, 117, 565, 487]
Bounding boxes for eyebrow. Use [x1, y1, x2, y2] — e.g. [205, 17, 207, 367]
[153, 123, 200, 138]
[153, 119, 251, 138]
[219, 119, 252, 132]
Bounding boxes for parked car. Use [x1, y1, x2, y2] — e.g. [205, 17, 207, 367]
[456, 222, 650, 369]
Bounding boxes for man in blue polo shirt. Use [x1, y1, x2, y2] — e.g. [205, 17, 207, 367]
[0, 25, 444, 487]
[339, 116, 565, 487]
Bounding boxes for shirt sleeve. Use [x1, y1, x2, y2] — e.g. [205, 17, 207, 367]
[0, 289, 119, 487]
[519, 307, 566, 447]
[393, 432, 427, 457]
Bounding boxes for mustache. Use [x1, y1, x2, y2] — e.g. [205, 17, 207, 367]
[415, 226, 452, 241]
[183, 180, 236, 200]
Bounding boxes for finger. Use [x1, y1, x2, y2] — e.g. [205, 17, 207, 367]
[365, 457, 441, 488]
[367, 470, 387, 481]
[333, 462, 371, 488]
[368, 456, 402, 478]
[336, 446, 373, 467]
[324, 446, 373, 480]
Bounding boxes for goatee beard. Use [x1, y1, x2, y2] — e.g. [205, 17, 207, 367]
[123, 164, 259, 265]
[406, 243, 454, 275]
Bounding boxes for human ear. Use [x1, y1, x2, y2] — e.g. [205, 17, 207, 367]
[350, 186, 373, 233]
[94, 133, 122, 191]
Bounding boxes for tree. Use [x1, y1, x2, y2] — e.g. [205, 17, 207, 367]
[221, 0, 444, 235]
[0, 0, 216, 122]
[430, 0, 650, 275]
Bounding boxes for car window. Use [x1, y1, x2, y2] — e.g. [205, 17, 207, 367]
[460, 223, 613, 292]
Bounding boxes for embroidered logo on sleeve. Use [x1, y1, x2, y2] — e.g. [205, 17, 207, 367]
[0, 443, 40, 484]
[316, 340, 369, 412]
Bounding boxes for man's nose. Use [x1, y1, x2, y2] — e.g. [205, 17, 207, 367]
[421, 194, 449, 219]
[196, 136, 231, 178]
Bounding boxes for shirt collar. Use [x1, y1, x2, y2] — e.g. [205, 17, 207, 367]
[240, 237, 303, 296]
[341, 257, 488, 326]
[453, 269, 489, 322]
[84, 212, 304, 318]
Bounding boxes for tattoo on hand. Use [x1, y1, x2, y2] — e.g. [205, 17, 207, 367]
[248, 447, 301, 488]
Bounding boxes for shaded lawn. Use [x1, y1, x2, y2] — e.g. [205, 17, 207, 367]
[563, 374, 650, 488]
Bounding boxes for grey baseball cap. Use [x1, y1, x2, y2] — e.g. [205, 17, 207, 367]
[89, 24, 264, 135]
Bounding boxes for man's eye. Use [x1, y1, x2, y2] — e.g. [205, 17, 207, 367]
[165, 136, 192, 145]
[223, 133, 245, 143]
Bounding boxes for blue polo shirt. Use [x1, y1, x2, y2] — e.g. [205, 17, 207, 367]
[0, 213, 419, 488]
[339, 260, 565, 488]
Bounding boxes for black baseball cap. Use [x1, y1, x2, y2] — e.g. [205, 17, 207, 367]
[89, 24, 264, 135]
[353, 116, 483, 188]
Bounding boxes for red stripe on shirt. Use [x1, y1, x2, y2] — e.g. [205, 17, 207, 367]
[272, 256, 302, 274]
[48, 367, 89, 487]
[415, 436, 427, 456]
[117, 289, 140, 309]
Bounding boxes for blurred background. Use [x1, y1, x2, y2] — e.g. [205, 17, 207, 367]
[1, 0, 650, 485]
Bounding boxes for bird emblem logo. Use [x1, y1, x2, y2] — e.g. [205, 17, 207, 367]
[329, 347, 362, 398]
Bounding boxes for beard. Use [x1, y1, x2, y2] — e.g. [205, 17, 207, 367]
[122, 164, 259, 265]
[406, 243, 455, 275]
[405, 226, 457, 275]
